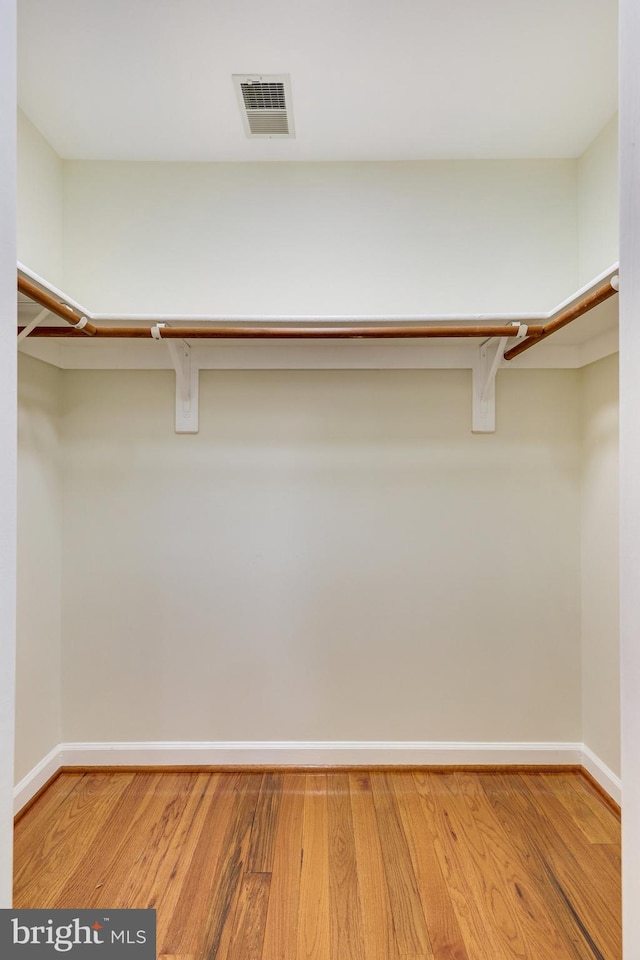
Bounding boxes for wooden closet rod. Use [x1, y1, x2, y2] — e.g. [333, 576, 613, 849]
[503, 278, 618, 360]
[19, 323, 545, 339]
[18, 273, 618, 348]
[17, 277, 97, 335]
[17, 277, 543, 338]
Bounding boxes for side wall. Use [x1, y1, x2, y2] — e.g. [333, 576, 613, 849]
[62, 159, 578, 316]
[15, 354, 62, 783]
[578, 113, 619, 285]
[620, 0, 640, 946]
[60, 367, 582, 746]
[17, 109, 63, 286]
[581, 353, 620, 777]
[0, 0, 16, 906]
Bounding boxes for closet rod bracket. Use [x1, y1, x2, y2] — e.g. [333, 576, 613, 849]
[17, 307, 50, 343]
[153, 325, 199, 433]
[472, 323, 527, 433]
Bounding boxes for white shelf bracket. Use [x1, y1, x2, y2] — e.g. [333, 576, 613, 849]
[152, 325, 199, 433]
[167, 340, 199, 434]
[17, 307, 49, 343]
[472, 323, 527, 433]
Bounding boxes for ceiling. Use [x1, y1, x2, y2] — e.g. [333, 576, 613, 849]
[18, 0, 618, 163]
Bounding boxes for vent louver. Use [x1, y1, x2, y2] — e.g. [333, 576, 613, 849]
[233, 74, 295, 139]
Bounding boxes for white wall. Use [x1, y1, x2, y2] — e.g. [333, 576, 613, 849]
[14, 118, 623, 319]
[0, 0, 17, 907]
[620, 0, 640, 948]
[17, 108, 63, 286]
[578, 113, 619, 286]
[580, 353, 619, 776]
[62, 159, 578, 316]
[60, 367, 582, 745]
[16, 354, 62, 783]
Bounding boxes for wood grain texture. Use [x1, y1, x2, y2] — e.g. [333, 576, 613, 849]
[14, 769, 621, 960]
[482, 772, 620, 958]
[196, 772, 263, 960]
[519, 772, 621, 958]
[297, 774, 330, 960]
[151, 774, 221, 950]
[369, 772, 432, 957]
[542, 772, 620, 844]
[326, 773, 365, 960]
[47, 775, 177, 912]
[13, 770, 65, 823]
[411, 772, 503, 960]
[162, 773, 250, 957]
[13, 772, 136, 907]
[446, 772, 578, 958]
[349, 772, 399, 960]
[247, 773, 284, 874]
[261, 773, 305, 960]
[392, 773, 469, 960]
[226, 873, 271, 960]
[73, 772, 206, 910]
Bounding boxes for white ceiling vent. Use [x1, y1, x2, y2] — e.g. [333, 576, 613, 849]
[233, 74, 295, 139]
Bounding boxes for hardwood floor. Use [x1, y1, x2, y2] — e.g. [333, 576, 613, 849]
[13, 769, 621, 960]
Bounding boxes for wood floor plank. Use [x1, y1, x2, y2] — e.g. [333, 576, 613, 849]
[412, 772, 516, 960]
[53, 773, 187, 909]
[326, 773, 365, 960]
[392, 773, 469, 960]
[163, 773, 261, 958]
[82, 772, 209, 909]
[159, 773, 237, 955]
[13, 771, 136, 907]
[13, 772, 91, 892]
[14, 772, 82, 839]
[369, 772, 432, 958]
[437, 772, 529, 959]
[349, 772, 399, 960]
[191, 772, 262, 960]
[452, 772, 585, 959]
[226, 873, 271, 960]
[246, 772, 284, 874]
[151, 774, 221, 951]
[477, 773, 593, 960]
[116, 772, 218, 950]
[594, 843, 622, 874]
[541, 773, 620, 845]
[521, 773, 622, 910]
[297, 773, 330, 960]
[503, 773, 620, 959]
[261, 773, 305, 960]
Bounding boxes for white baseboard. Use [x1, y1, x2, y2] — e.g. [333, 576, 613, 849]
[55, 739, 584, 768]
[13, 745, 63, 815]
[13, 740, 583, 812]
[581, 744, 622, 806]
[14, 740, 618, 814]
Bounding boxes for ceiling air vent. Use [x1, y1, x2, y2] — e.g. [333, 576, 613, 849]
[233, 74, 295, 139]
